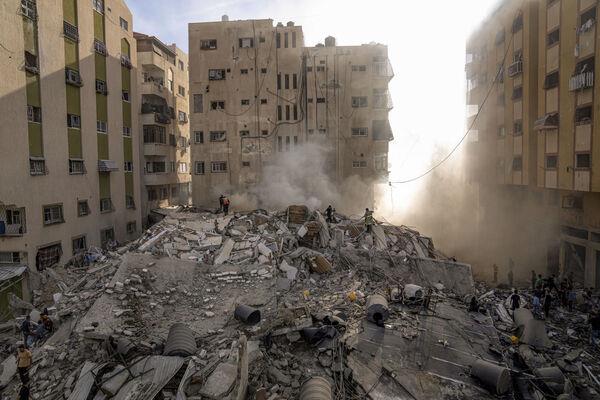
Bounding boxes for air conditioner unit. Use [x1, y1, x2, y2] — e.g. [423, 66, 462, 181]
[507, 61, 523, 77]
[65, 69, 82, 86]
[120, 55, 132, 69]
[98, 160, 118, 172]
[94, 39, 107, 56]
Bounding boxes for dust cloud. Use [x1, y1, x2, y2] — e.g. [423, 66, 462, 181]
[382, 146, 561, 286]
[228, 142, 374, 216]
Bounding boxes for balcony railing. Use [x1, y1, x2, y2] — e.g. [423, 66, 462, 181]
[155, 113, 170, 124]
[0, 206, 26, 236]
[373, 92, 393, 110]
[569, 71, 594, 91]
[373, 59, 394, 79]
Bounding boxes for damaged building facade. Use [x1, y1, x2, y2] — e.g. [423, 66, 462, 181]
[465, 0, 600, 287]
[0, 0, 142, 269]
[135, 32, 192, 227]
[188, 18, 394, 208]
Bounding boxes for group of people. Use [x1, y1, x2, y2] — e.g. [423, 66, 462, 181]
[20, 311, 54, 349]
[323, 205, 375, 234]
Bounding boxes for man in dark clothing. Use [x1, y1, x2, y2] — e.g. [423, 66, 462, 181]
[20, 316, 32, 348]
[544, 290, 553, 319]
[468, 296, 479, 312]
[546, 275, 557, 292]
[531, 270, 536, 290]
[510, 289, 520, 311]
[222, 196, 230, 216]
[508, 269, 514, 287]
[325, 205, 334, 223]
[590, 312, 600, 344]
[218, 195, 224, 213]
[19, 384, 29, 400]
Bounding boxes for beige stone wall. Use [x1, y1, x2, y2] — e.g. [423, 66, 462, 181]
[0, 0, 141, 265]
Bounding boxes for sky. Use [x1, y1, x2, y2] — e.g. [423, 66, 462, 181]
[127, 0, 500, 212]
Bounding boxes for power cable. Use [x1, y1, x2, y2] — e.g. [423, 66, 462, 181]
[389, 6, 520, 185]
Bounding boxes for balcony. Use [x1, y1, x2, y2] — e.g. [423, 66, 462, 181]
[569, 71, 594, 91]
[507, 60, 523, 77]
[373, 59, 394, 80]
[140, 81, 166, 98]
[373, 91, 393, 110]
[372, 119, 394, 141]
[144, 172, 177, 186]
[534, 113, 559, 131]
[138, 51, 166, 70]
[0, 205, 26, 237]
[155, 113, 170, 124]
[144, 143, 171, 156]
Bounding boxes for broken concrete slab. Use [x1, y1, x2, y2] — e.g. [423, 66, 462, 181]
[214, 238, 235, 265]
[199, 362, 238, 399]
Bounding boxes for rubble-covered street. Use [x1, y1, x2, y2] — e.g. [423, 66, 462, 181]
[1, 205, 600, 399]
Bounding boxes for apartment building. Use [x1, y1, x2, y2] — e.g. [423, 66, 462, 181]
[188, 17, 393, 209]
[135, 33, 191, 226]
[465, 0, 600, 287]
[0, 0, 141, 269]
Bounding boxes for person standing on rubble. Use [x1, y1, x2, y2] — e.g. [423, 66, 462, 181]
[543, 289, 553, 319]
[567, 288, 577, 312]
[363, 208, 374, 233]
[589, 312, 600, 345]
[532, 292, 542, 317]
[20, 316, 33, 348]
[535, 274, 544, 290]
[531, 270, 536, 290]
[218, 195, 224, 213]
[222, 195, 230, 216]
[16, 344, 32, 384]
[510, 289, 520, 311]
[325, 205, 334, 223]
[19, 383, 30, 400]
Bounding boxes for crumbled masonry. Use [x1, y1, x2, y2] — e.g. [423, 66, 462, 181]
[1, 205, 600, 399]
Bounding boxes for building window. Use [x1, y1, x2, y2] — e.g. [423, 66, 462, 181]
[277, 73, 282, 90]
[100, 198, 113, 213]
[209, 69, 226, 80]
[178, 85, 185, 96]
[239, 130, 250, 137]
[178, 162, 188, 173]
[543, 71, 559, 89]
[143, 125, 166, 143]
[277, 136, 282, 152]
[123, 126, 131, 136]
[284, 32, 289, 48]
[285, 105, 290, 120]
[575, 105, 592, 124]
[30, 158, 46, 175]
[511, 86, 523, 100]
[277, 105, 282, 120]
[72, 235, 87, 255]
[211, 161, 227, 173]
[512, 13, 523, 33]
[145, 161, 166, 173]
[497, 126, 506, 138]
[67, 114, 81, 128]
[124, 161, 133, 172]
[285, 74, 290, 89]
[285, 136, 290, 151]
[21, 0, 37, 19]
[546, 155, 558, 169]
[307, 66, 313, 72]
[159, 187, 168, 200]
[316, 66, 325, 72]
[193, 94, 203, 113]
[65, 68, 82, 86]
[194, 161, 205, 175]
[77, 200, 90, 216]
[94, 39, 107, 56]
[293, 73, 297, 89]
[169, 134, 176, 146]
[178, 111, 187, 123]
[276, 32, 281, 48]
[100, 227, 115, 248]
[96, 120, 107, 133]
[351, 65, 367, 72]
[318, 128, 327, 135]
[126, 195, 135, 209]
[209, 131, 226, 141]
[63, 21, 79, 42]
[352, 161, 367, 168]
[241, 69, 248, 74]
[27, 105, 42, 123]
[292, 31, 297, 47]
[24, 51, 38, 74]
[194, 131, 204, 143]
[293, 105, 298, 120]
[547, 29, 559, 46]
[512, 156, 523, 171]
[147, 189, 157, 201]
[170, 161, 176, 172]
[200, 39, 217, 50]
[260, 98, 267, 104]
[513, 120, 523, 136]
[126, 221, 136, 234]
[69, 159, 85, 174]
[580, 7, 596, 29]
[351, 96, 368, 108]
[241, 99, 250, 106]
[95, 79, 107, 94]
[242, 161, 250, 167]
[261, 68, 267, 74]
[261, 130, 268, 136]
[351, 127, 368, 137]
[178, 60, 184, 70]
[239, 37, 254, 48]
[576, 153, 591, 169]
[43, 204, 64, 225]
[210, 101, 225, 110]
[119, 17, 128, 31]
[316, 98, 325, 103]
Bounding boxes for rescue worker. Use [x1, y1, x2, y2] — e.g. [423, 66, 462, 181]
[363, 208, 374, 234]
[325, 205, 334, 223]
[16, 345, 32, 384]
[218, 195, 225, 213]
[222, 195, 230, 216]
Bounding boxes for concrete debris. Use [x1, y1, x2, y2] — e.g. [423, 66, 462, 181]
[1, 204, 599, 400]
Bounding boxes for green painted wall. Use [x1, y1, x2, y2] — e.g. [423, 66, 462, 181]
[122, 101, 131, 126]
[93, 11, 105, 41]
[63, 0, 77, 25]
[68, 128, 82, 158]
[95, 53, 106, 80]
[28, 123, 43, 157]
[96, 94, 107, 121]
[125, 173, 133, 196]
[123, 137, 132, 161]
[26, 73, 40, 107]
[99, 173, 110, 197]
[66, 85, 80, 114]
[23, 20, 36, 53]
[121, 38, 130, 56]
[121, 67, 131, 91]
[97, 133, 109, 160]
[64, 41, 78, 70]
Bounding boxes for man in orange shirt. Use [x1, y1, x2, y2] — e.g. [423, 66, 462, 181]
[16, 344, 32, 383]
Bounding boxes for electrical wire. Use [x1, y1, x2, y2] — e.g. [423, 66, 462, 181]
[389, 5, 521, 185]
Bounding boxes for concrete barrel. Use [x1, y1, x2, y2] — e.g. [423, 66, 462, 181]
[366, 294, 389, 324]
[471, 359, 511, 395]
[300, 376, 332, 400]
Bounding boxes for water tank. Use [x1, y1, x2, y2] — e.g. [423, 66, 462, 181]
[325, 36, 336, 47]
[221, 14, 229, 22]
[287, 21, 295, 27]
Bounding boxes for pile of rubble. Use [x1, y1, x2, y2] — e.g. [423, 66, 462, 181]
[0, 205, 598, 399]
